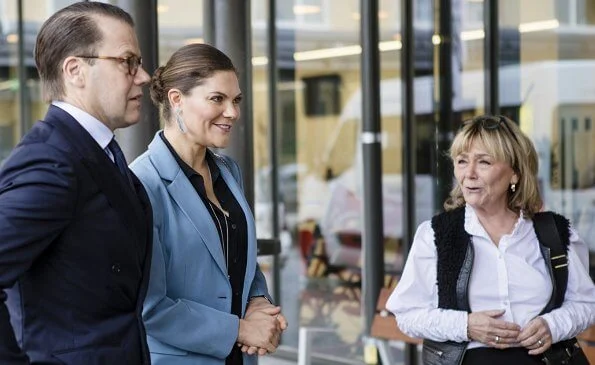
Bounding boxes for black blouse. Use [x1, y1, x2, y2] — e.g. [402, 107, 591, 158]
[160, 132, 247, 365]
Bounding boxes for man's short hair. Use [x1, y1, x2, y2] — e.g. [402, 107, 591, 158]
[34, 2, 134, 102]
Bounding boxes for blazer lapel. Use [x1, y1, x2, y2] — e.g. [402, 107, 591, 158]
[212, 153, 258, 295]
[147, 135, 228, 276]
[44, 106, 147, 259]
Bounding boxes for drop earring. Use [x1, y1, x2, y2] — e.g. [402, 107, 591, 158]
[175, 108, 187, 133]
[511, 183, 516, 193]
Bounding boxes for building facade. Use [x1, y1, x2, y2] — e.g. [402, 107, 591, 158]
[1, 0, 594, 363]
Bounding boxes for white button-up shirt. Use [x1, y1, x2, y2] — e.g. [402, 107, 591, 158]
[387, 205, 595, 349]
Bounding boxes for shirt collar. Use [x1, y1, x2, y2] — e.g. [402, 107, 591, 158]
[52, 101, 114, 150]
[464, 204, 527, 239]
[158, 131, 220, 182]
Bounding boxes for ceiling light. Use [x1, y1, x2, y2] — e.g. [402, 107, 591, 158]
[294, 45, 362, 61]
[6, 34, 18, 44]
[285, 19, 560, 63]
[184, 38, 204, 45]
[292, 41, 403, 62]
[461, 29, 485, 40]
[293, 5, 320, 15]
[351, 11, 391, 20]
[378, 40, 402, 51]
[519, 19, 559, 33]
[252, 56, 268, 66]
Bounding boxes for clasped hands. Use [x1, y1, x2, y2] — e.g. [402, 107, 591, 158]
[236, 297, 288, 356]
[467, 309, 552, 355]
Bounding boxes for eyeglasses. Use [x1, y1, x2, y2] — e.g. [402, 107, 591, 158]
[464, 115, 519, 144]
[76, 55, 142, 76]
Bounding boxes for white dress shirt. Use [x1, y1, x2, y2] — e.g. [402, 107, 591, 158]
[387, 205, 595, 349]
[52, 101, 115, 161]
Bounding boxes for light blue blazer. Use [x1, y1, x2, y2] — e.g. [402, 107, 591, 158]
[130, 132, 272, 365]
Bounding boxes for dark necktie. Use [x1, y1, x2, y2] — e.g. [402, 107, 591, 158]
[108, 138, 134, 189]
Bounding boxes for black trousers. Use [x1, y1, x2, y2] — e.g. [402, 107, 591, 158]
[462, 347, 544, 365]
[226, 346, 243, 365]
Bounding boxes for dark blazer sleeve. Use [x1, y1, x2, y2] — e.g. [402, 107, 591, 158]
[0, 142, 78, 363]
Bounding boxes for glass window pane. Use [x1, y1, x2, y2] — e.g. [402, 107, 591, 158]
[0, 0, 18, 165]
[157, 0, 203, 65]
[251, 0, 369, 361]
[0, 0, 78, 166]
[501, 0, 595, 275]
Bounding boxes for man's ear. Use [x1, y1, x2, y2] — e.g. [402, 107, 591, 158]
[62, 56, 85, 87]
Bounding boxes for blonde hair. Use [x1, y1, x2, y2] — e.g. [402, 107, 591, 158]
[444, 115, 543, 217]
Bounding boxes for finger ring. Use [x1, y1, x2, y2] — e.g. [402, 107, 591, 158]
[495, 335, 500, 343]
[538, 339, 544, 346]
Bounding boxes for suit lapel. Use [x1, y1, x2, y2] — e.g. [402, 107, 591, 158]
[44, 106, 147, 261]
[147, 135, 228, 275]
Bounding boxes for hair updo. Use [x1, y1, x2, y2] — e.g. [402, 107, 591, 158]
[149, 66, 166, 107]
[149, 43, 237, 123]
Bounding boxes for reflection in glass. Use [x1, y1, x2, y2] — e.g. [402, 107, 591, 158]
[157, 0, 203, 65]
[501, 0, 595, 270]
[0, 0, 80, 166]
[0, 0, 19, 165]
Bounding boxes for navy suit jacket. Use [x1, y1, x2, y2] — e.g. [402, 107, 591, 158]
[0, 106, 153, 365]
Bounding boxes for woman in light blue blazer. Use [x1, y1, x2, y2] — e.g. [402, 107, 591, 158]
[130, 43, 287, 365]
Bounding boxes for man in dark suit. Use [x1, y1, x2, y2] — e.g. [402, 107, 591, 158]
[0, 3, 153, 364]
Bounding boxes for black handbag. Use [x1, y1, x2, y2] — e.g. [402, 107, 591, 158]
[533, 213, 590, 365]
[541, 338, 589, 365]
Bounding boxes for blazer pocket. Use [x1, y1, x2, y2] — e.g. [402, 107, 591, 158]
[148, 336, 189, 356]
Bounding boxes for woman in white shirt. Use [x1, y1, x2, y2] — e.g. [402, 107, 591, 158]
[387, 115, 595, 365]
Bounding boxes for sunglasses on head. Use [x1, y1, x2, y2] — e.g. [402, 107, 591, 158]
[464, 115, 519, 144]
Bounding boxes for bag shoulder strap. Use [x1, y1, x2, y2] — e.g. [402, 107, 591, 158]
[533, 212, 569, 309]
